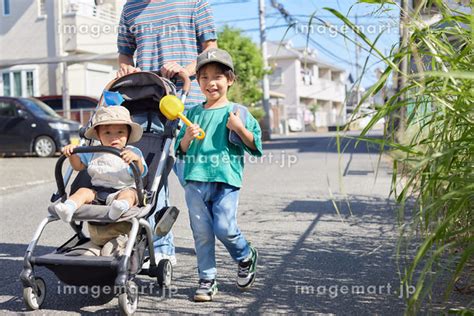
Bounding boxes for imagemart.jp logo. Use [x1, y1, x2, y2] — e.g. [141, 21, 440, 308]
[56, 282, 178, 299]
[295, 283, 416, 299]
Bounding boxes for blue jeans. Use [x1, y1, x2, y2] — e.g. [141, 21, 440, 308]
[147, 169, 175, 256]
[184, 181, 250, 280]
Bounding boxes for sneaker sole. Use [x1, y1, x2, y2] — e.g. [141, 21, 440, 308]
[193, 289, 217, 302]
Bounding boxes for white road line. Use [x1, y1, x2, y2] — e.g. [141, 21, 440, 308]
[0, 256, 23, 261]
[0, 180, 54, 191]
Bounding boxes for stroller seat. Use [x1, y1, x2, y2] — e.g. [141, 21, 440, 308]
[48, 202, 153, 223]
[47, 132, 174, 223]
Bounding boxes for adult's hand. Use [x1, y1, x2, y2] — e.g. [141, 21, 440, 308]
[160, 62, 190, 80]
[116, 64, 141, 78]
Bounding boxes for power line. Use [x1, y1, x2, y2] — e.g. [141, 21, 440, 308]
[239, 24, 289, 32]
[210, 0, 251, 6]
[270, 0, 358, 67]
[290, 14, 398, 20]
[215, 14, 279, 24]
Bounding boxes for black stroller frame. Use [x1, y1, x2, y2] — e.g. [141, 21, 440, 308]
[19, 72, 189, 315]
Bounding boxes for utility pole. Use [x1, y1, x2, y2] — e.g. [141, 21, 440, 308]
[259, 0, 272, 141]
[354, 15, 360, 106]
[395, 0, 409, 133]
[56, 0, 70, 119]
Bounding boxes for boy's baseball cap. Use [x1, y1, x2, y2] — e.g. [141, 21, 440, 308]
[196, 48, 234, 73]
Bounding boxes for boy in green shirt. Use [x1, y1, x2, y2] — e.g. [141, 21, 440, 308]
[175, 48, 263, 302]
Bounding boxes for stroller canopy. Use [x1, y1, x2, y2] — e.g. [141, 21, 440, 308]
[104, 72, 176, 117]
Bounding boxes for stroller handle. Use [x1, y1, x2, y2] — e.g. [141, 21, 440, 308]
[176, 70, 191, 97]
[54, 146, 145, 207]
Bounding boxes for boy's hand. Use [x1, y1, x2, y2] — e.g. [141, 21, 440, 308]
[62, 144, 78, 157]
[121, 149, 140, 164]
[227, 109, 245, 133]
[184, 124, 202, 141]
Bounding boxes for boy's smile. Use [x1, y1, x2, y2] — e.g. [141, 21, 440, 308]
[198, 63, 234, 107]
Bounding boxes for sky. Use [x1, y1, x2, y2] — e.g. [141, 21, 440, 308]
[209, 0, 402, 87]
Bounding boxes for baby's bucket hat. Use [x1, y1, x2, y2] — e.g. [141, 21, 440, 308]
[85, 106, 143, 143]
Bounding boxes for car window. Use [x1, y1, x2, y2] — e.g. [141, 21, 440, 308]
[42, 99, 62, 110]
[71, 99, 96, 109]
[0, 101, 17, 117]
[23, 98, 61, 118]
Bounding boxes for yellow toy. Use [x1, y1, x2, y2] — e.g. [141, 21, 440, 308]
[159, 95, 205, 140]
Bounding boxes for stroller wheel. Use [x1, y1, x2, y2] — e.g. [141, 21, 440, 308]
[157, 259, 173, 288]
[118, 280, 139, 316]
[22, 277, 46, 310]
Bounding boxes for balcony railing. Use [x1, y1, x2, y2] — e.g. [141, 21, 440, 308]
[64, 1, 119, 23]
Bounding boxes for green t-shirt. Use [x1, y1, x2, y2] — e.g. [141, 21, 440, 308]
[175, 102, 263, 188]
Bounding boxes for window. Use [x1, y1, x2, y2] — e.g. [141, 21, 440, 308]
[72, 99, 97, 109]
[269, 67, 283, 86]
[23, 98, 60, 118]
[1, 69, 37, 97]
[2, 73, 10, 96]
[3, 0, 10, 16]
[301, 69, 313, 85]
[13, 72, 21, 96]
[26, 72, 34, 96]
[0, 101, 17, 117]
[41, 99, 62, 110]
[38, 0, 46, 17]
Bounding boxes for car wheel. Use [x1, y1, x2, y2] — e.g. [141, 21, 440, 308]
[34, 136, 56, 157]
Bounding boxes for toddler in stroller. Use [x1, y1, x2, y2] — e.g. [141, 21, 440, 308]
[19, 71, 187, 315]
[53, 105, 148, 224]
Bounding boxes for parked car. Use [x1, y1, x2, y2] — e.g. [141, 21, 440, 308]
[36, 95, 98, 125]
[0, 97, 80, 157]
[288, 118, 303, 132]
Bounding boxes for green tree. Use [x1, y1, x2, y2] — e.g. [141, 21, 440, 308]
[217, 26, 265, 108]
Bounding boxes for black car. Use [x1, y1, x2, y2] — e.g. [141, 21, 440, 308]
[0, 97, 81, 157]
[37, 95, 98, 125]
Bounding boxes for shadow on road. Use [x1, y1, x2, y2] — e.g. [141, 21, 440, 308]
[263, 133, 388, 154]
[0, 243, 119, 313]
[231, 195, 406, 314]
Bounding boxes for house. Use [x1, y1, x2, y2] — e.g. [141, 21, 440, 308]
[267, 41, 347, 132]
[412, 0, 470, 25]
[0, 0, 124, 99]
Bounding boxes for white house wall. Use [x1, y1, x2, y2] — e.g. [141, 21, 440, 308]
[0, 0, 50, 60]
[67, 64, 87, 96]
[298, 78, 345, 102]
[270, 58, 299, 119]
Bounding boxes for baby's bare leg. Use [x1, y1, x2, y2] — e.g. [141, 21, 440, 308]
[68, 188, 96, 208]
[108, 189, 137, 220]
[54, 188, 96, 223]
[115, 189, 137, 206]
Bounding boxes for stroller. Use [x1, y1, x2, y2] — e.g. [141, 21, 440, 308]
[20, 72, 189, 315]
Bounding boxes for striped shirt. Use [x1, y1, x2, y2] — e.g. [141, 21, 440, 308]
[118, 0, 217, 106]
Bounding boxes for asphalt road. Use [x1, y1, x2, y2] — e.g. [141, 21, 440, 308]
[0, 131, 467, 314]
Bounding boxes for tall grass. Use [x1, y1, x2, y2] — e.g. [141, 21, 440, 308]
[325, 0, 473, 313]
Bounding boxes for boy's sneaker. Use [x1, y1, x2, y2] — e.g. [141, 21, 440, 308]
[194, 279, 218, 302]
[237, 245, 258, 289]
